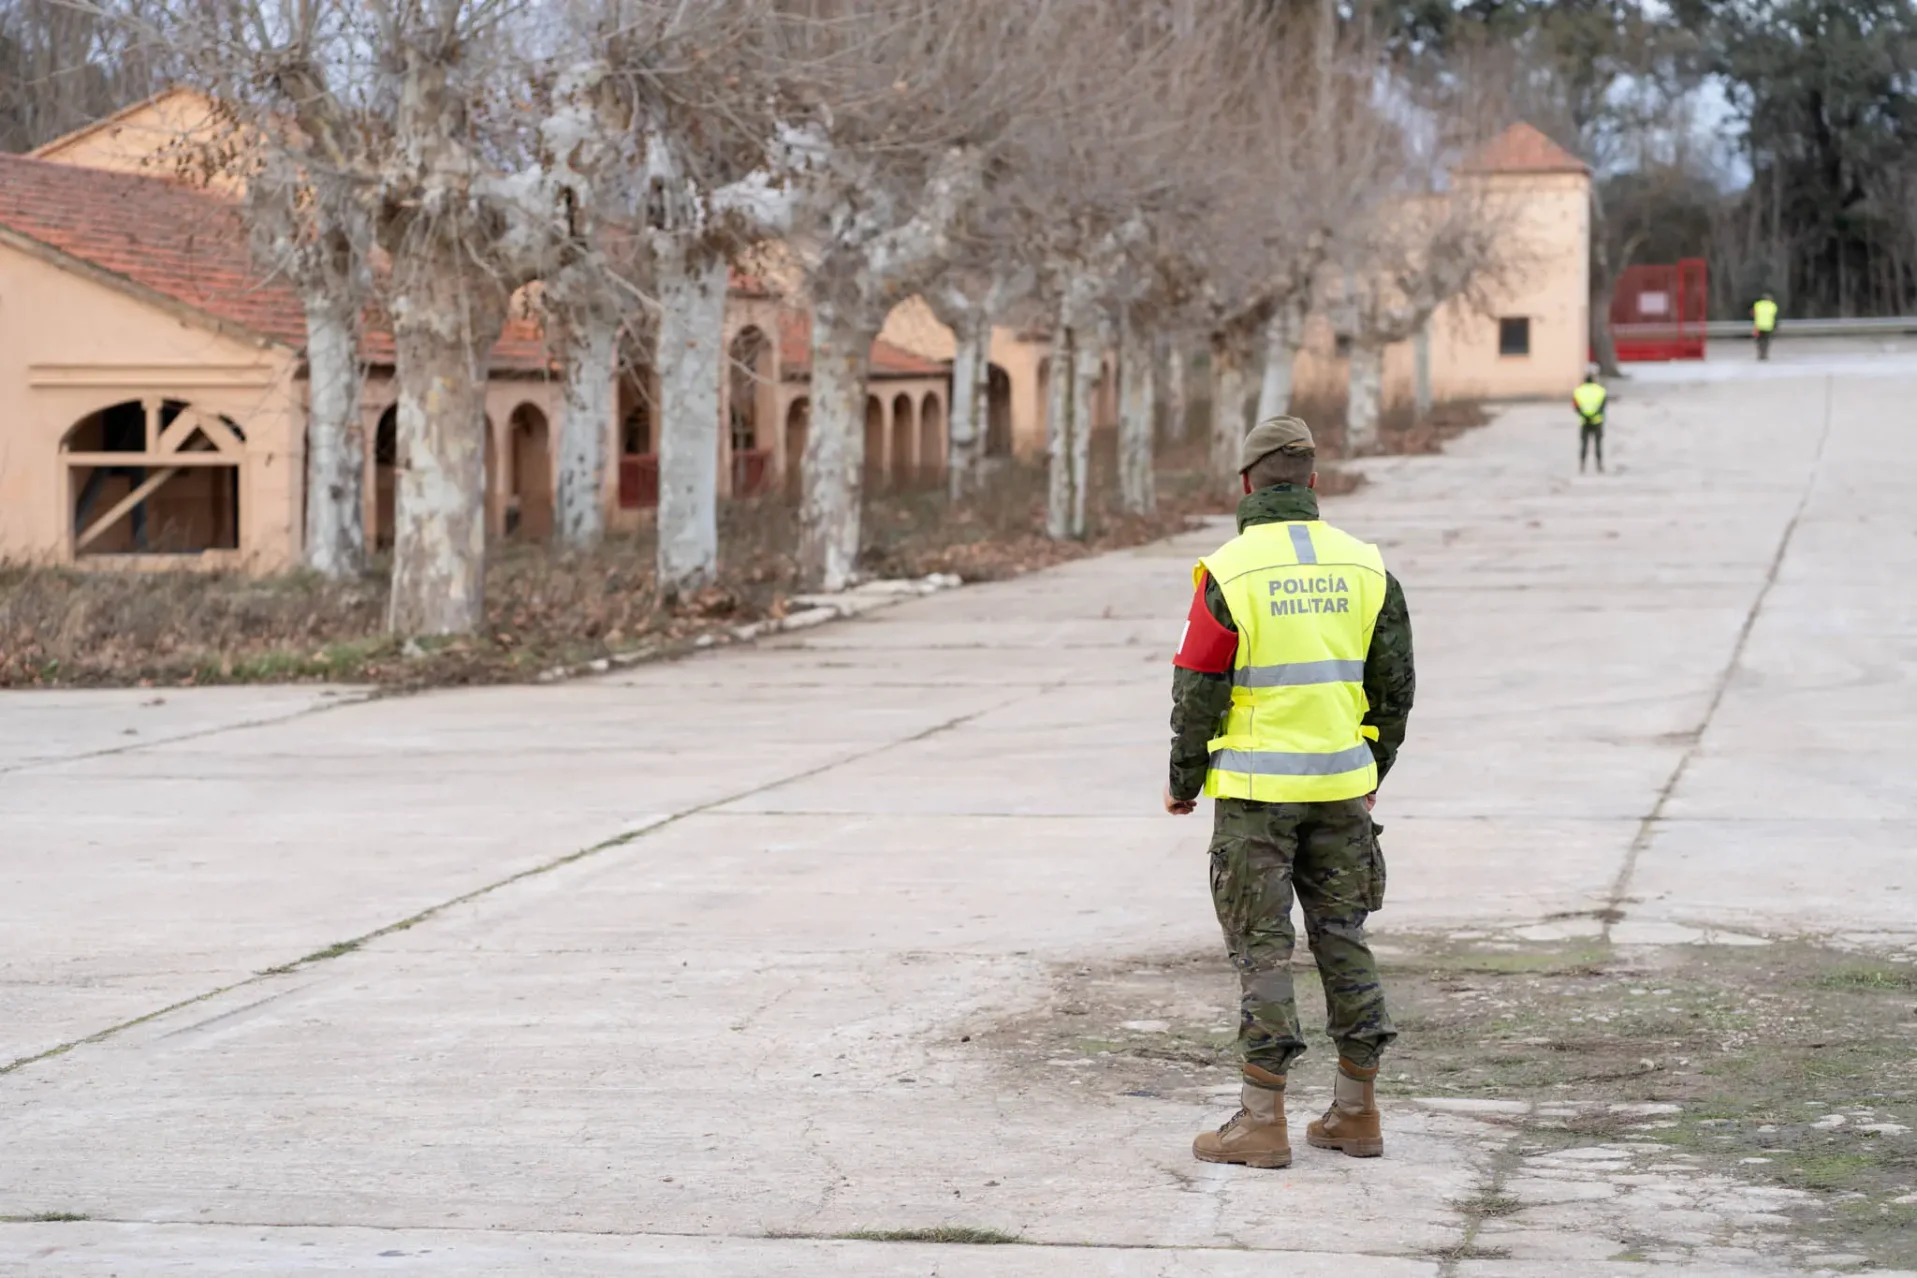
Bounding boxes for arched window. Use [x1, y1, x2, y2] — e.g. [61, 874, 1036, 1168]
[63, 399, 243, 557]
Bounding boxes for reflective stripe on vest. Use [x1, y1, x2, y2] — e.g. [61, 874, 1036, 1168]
[1195, 519, 1387, 803]
[1573, 382, 1606, 421]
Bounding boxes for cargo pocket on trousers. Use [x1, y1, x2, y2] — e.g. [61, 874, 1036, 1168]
[1364, 819, 1387, 912]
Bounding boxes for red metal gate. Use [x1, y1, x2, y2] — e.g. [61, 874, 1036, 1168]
[1609, 258, 1708, 361]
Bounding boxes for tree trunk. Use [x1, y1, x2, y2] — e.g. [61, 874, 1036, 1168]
[1256, 309, 1300, 421]
[555, 309, 616, 551]
[1118, 321, 1156, 516]
[800, 299, 875, 590]
[1413, 322, 1433, 422]
[302, 289, 366, 579]
[386, 264, 504, 636]
[1044, 314, 1077, 541]
[1591, 275, 1622, 377]
[1346, 342, 1385, 455]
[1161, 334, 1188, 444]
[1210, 335, 1248, 491]
[947, 311, 990, 500]
[1070, 326, 1102, 538]
[655, 254, 728, 597]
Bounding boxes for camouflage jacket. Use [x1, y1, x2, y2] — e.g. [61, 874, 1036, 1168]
[1168, 485, 1415, 802]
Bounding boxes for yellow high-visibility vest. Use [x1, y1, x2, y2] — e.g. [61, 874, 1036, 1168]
[1197, 519, 1387, 802]
[1573, 381, 1607, 423]
[1753, 299, 1778, 332]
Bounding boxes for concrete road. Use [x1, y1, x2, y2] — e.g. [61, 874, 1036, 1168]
[3, 355, 1914, 1276]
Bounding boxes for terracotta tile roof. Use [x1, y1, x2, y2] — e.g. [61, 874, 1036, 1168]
[777, 312, 948, 380]
[0, 151, 554, 370]
[1460, 122, 1589, 176]
[0, 149, 307, 345]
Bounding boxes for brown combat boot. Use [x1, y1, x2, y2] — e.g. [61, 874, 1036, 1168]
[1306, 1058, 1384, 1157]
[1192, 1064, 1291, 1168]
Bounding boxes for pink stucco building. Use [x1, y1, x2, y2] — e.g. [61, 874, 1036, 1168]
[0, 92, 949, 571]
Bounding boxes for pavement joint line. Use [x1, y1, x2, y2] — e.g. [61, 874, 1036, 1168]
[0, 686, 1047, 1080]
[0, 691, 379, 778]
[0, 1216, 1440, 1257]
[1600, 373, 1837, 946]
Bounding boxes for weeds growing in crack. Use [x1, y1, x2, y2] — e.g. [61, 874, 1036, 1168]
[772, 1226, 1024, 1246]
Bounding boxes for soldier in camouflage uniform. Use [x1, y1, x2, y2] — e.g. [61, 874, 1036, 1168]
[1165, 416, 1415, 1168]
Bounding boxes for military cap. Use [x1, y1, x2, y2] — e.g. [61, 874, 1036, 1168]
[1239, 415, 1315, 472]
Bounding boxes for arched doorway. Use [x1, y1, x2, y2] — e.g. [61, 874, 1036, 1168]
[508, 403, 552, 541]
[918, 394, 943, 484]
[728, 326, 772, 497]
[375, 405, 497, 545]
[374, 406, 398, 549]
[864, 396, 886, 488]
[63, 398, 243, 557]
[618, 367, 657, 509]
[890, 393, 915, 487]
[1035, 357, 1051, 444]
[783, 398, 809, 503]
[986, 365, 1013, 457]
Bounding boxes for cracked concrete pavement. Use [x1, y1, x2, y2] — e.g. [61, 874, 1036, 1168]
[4, 346, 1916, 1275]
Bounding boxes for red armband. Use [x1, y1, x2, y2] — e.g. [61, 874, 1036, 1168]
[1173, 573, 1238, 673]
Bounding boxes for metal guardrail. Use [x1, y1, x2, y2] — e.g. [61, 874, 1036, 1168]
[1698, 316, 1917, 339]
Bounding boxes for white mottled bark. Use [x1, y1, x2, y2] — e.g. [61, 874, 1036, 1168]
[1069, 329, 1101, 539]
[555, 311, 616, 550]
[656, 254, 728, 597]
[1413, 322, 1433, 421]
[800, 301, 875, 591]
[946, 313, 990, 500]
[1347, 343, 1385, 454]
[1257, 307, 1302, 422]
[1118, 325, 1156, 516]
[1161, 335, 1188, 444]
[302, 291, 366, 579]
[1044, 313, 1076, 540]
[386, 266, 504, 636]
[1210, 338, 1249, 491]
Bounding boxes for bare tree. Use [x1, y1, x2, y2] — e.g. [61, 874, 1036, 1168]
[770, 0, 1061, 589]
[246, 142, 374, 580]
[0, 0, 162, 152]
[1002, 1, 1220, 536]
[1331, 181, 1517, 451]
[928, 264, 1028, 500]
[133, 0, 571, 634]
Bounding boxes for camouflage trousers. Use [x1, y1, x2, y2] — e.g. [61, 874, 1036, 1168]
[1207, 797, 1396, 1075]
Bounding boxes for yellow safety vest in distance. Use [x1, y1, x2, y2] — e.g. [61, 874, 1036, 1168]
[1573, 382, 1607, 424]
[1753, 299, 1778, 332]
[1197, 520, 1387, 803]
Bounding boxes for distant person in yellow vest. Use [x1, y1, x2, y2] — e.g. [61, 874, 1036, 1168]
[1753, 293, 1779, 361]
[1573, 365, 1608, 474]
[1166, 416, 1415, 1169]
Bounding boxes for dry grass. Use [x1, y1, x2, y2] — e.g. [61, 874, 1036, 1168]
[0, 449, 1217, 690]
[0, 405, 1489, 690]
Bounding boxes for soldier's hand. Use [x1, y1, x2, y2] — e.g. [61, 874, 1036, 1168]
[1164, 787, 1197, 816]
[1364, 791, 1377, 811]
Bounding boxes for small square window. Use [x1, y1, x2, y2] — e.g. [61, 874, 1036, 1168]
[1334, 334, 1353, 358]
[1499, 317, 1531, 357]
